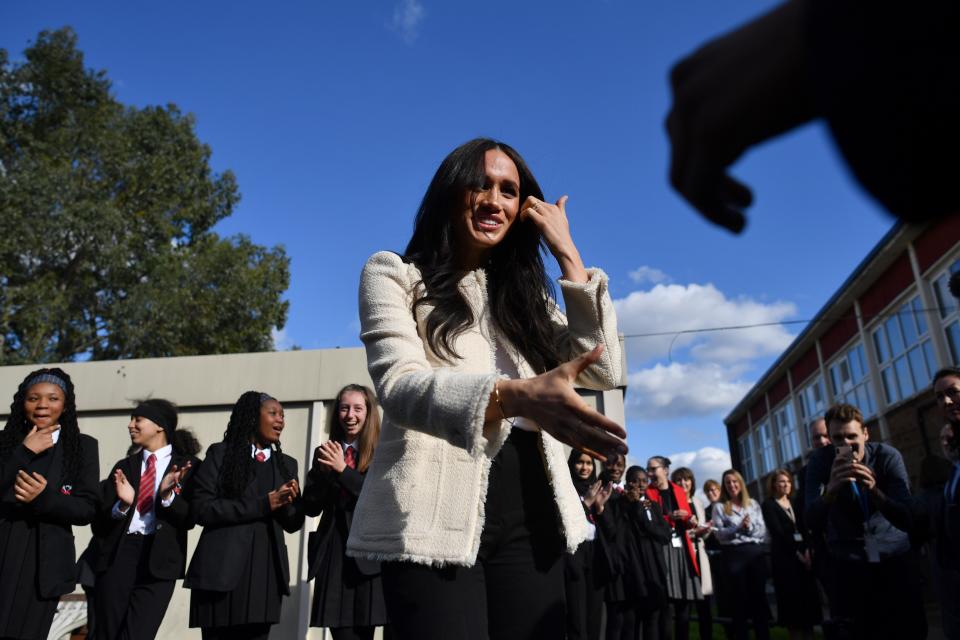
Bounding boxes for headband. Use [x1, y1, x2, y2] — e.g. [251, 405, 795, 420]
[26, 373, 67, 393]
[132, 402, 177, 436]
[259, 393, 277, 404]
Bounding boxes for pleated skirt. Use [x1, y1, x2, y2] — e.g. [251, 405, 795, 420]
[310, 523, 388, 628]
[0, 520, 58, 640]
[189, 519, 283, 628]
[662, 542, 703, 602]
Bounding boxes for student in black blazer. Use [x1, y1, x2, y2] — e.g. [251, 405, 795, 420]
[303, 384, 389, 640]
[92, 399, 202, 640]
[0, 368, 99, 640]
[185, 391, 304, 640]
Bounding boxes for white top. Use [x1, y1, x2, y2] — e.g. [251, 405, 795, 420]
[51, 427, 61, 445]
[251, 444, 272, 461]
[495, 341, 540, 432]
[113, 444, 175, 534]
[711, 499, 768, 546]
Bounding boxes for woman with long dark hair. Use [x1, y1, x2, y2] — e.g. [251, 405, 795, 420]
[565, 450, 610, 640]
[0, 368, 99, 639]
[348, 138, 626, 639]
[304, 384, 388, 640]
[185, 391, 304, 640]
[711, 469, 769, 640]
[92, 399, 202, 640]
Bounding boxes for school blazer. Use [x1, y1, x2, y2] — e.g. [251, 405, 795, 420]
[93, 451, 201, 580]
[184, 442, 304, 593]
[302, 458, 380, 578]
[346, 251, 623, 567]
[0, 435, 100, 597]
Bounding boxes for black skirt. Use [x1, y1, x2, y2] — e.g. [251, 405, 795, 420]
[310, 514, 388, 628]
[0, 519, 58, 640]
[190, 463, 285, 628]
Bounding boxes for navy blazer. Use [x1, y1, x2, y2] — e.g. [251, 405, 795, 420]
[184, 442, 304, 593]
[93, 450, 201, 580]
[0, 435, 99, 597]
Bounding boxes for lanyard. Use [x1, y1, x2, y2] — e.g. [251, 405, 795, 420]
[850, 481, 871, 523]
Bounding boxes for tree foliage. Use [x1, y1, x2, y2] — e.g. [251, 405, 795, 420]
[0, 28, 290, 364]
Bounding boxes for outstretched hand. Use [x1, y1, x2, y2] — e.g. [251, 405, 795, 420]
[499, 345, 628, 461]
[666, 0, 816, 233]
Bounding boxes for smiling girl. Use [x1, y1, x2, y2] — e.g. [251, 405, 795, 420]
[304, 384, 387, 640]
[0, 368, 99, 640]
[185, 391, 304, 640]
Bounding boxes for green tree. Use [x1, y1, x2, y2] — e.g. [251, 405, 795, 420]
[0, 28, 290, 364]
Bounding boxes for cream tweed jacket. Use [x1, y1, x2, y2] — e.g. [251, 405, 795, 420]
[346, 251, 623, 567]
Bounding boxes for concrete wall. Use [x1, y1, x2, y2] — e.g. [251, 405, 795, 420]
[1, 346, 626, 640]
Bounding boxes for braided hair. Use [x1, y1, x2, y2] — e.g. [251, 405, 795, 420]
[0, 367, 84, 485]
[217, 390, 293, 498]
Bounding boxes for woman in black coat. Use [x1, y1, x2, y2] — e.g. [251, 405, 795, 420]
[0, 368, 99, 640]
[760, 469, 821, 640]
[185, 391, 304, 640]
[303, 384, 389, 640]
[564, 449, 610, 640]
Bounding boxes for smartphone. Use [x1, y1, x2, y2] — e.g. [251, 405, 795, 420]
[836, 444, 853, 461]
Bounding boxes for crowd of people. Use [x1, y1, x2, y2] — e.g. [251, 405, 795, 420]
[564, 372, 960, 640]
[0, 136, 957, 640]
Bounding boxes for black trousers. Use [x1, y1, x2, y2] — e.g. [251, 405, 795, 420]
[381, 430, 566, 640]
[825, 552, 926, 640]
[721, 544, 769, 640]
[94, 535, 176, 640]
[565, 543, 604, 640]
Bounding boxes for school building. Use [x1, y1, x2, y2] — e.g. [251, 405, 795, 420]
[0, 343, 627, 640]
[724, 215, 960, 499]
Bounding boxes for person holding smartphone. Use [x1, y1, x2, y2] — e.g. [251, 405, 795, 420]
[803, 403, 925, 639]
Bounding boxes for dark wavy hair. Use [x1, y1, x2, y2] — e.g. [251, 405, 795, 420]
[1, 367, 84, 484]
[329, 384, 381, 473]
[217, 391, 293, 498]
[403, 138, 563, 373]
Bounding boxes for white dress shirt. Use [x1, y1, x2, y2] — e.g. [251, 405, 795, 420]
[252, 444, 273, 461]
[113, 444, 175, 534]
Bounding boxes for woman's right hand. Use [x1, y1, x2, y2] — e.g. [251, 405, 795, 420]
[496, 345, 628, 461]
[23, 424, 60, 455]
[114, 469, 135, 508]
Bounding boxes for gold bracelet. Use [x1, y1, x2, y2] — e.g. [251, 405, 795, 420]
[494, 381, 516, 426]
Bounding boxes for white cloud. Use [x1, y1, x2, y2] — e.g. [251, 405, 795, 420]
[390, 0, 425, 44]
[628, 266, 670, 286]
[625, 362, 753, 421]
[614, 282, 796, 366]
[612, 272, 797, 424]
[271, 326, 294, 351]
[667, 446, 731, 489]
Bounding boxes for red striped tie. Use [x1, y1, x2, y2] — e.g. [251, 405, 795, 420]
[136, 454, 156, 515]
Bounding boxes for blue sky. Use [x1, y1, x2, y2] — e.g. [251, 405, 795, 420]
[3, 1, 895, 481]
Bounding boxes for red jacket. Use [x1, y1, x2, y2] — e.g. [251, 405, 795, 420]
[646, 481, 699, 575]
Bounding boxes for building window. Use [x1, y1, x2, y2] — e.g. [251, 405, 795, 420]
[739, 433, 756, 483]
[797, 375, 827, 449]
[932, 256, 960, 365]
[827, 342, 876, 416]
[772, 403, 801, 464]
[756, 420, 777, 475]
[872, 295, 938, 405]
